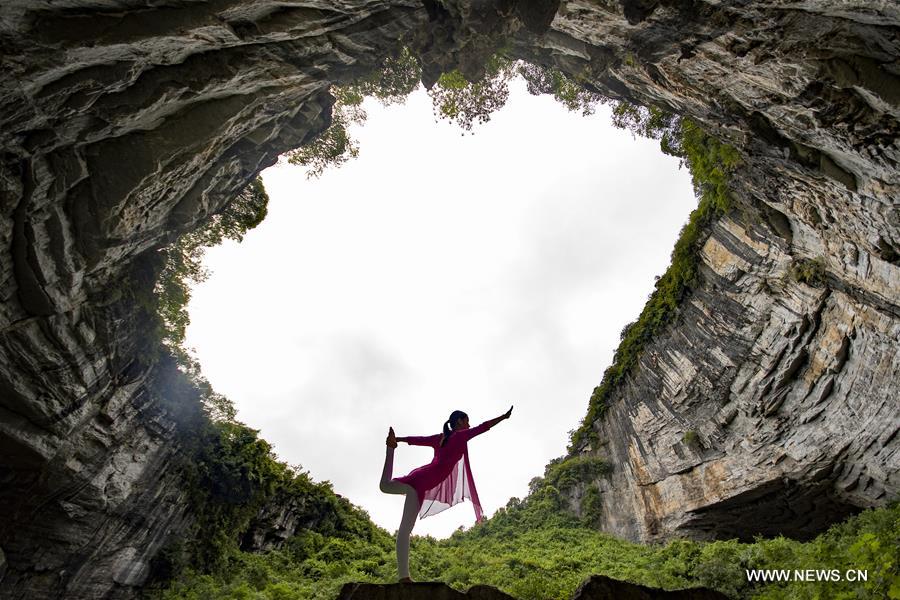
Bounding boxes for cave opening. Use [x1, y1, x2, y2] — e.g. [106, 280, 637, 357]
[180, 72, 698, 539]
[2, 1, 897, 596]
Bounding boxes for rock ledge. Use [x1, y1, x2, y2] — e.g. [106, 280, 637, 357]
[336, 576, 729, 600]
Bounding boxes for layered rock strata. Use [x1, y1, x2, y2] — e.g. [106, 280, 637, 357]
[572, 205, 899, 541]
[528, 1, 900, 542]
[0, 0, 898, 598]
[571, 575, 729, 600]
[0, 2, 427, 598]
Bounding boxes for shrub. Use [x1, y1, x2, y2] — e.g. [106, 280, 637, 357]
[568, 110, 742, 452]
[157, 498, 900, 600]
[788, 257, 827, 287]
[682, 430, 700, 447]
[580, 486, 604, 527]
[545, 456, 612, 493]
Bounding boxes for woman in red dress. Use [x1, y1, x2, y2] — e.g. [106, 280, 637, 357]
[380, 406, 513, 582]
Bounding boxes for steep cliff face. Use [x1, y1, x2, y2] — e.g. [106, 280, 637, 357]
[573, 205, 899, 542]
[524, 1, 900, 543]
[0, 0, 897, 598]
[0, 2, 426, 598]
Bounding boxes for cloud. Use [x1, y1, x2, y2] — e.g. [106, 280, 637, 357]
[185, 79, 696, 538]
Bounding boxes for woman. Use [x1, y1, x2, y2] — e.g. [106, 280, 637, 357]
[379, 406, 513, 582]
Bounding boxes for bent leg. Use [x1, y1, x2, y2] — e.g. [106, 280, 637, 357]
[380, 447, 399, 493]
[396, 487, 419, 580]
[380, 447, 412, 494]
[378, 445, 420, 579]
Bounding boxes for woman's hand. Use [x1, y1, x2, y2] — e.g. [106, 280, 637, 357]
[386, 427, 398, 448]
[482, 407, 514, 431]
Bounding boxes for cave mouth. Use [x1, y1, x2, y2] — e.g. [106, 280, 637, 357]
[181, 75, 698, 539]
[2, 1, 898, 596]
[680, 477, 862, 542]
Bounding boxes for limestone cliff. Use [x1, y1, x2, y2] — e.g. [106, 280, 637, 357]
[0, 2, 426, 597]
[0, 0, 897, 598]
[525, 1, 900, 543]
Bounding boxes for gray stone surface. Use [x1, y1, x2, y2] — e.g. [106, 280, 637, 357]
[336, 578, 727, 600]
[0, 0, 897, 598]
[567, 206, 900, 542]
[572, 575, 729, 600]
[0, 2, 427, 598]
[534, 3, 900, 543]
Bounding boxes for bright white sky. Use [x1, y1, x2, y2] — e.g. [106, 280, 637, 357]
[185, 77, 695, 539]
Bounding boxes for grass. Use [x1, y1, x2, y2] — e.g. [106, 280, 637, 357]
[788, 257, 827, 287]
[153, 501, 900, 600]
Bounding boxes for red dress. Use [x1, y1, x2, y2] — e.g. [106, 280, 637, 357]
[395, 420, 492, 522]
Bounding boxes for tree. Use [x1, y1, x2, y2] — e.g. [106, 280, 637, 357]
[155, 177, 269, 348]
[286, 48, 422, 177]
[428, 54, 516, 131]
[287, 52, 615, 172]
[516, 62, 605, 116]
[610, 102, 682, 157]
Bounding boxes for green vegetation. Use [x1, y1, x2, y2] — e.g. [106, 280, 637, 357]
[543, 455, 612, 493]
[155, 496, 900, 600]
[181, 420, 384, 573]
[286, 48, 422, 177]
[154, 177, 269, 348]
[683, 430, 700, 447]
[144, 48, 898, 600]
[429, 54, 515, 131]
[579, 485, 604, 527]
[286, 50, 604, 175]
[144, 355, 389, 591]
[520, 455, 612, 528]
[568, 107, 742, 453]
[789, 257, 828, 287]
[429, 57, 604, 130]
[517, 62, 603, 115]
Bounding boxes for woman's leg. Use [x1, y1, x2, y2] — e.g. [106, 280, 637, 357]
[378, 444, 419, 580]
[379, 446, 409, 494]
[396, 487, 419, 580]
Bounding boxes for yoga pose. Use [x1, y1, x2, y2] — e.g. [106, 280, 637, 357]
[379, 406, 513, 582]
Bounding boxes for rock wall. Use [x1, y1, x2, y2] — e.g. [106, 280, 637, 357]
[0, 0, 898, 597]
[335, 577, 729, 600]
[573, 205, 899, 542]
[0, 2, 426, 598]
[522, 1, 900, 542]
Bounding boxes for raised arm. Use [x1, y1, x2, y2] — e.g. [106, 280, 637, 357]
[461, 405, 513, 441]
[397, 434, 441, 447]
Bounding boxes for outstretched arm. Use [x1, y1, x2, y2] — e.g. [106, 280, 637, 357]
[462, 405, 513, 441]
[398, 434, 441, 447]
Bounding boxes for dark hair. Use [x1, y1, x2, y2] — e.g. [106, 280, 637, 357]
[440, 410, 468, 447]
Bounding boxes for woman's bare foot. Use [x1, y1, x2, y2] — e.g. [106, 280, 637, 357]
[398, 577, 413, 583]
[386, 427, 397, 448]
